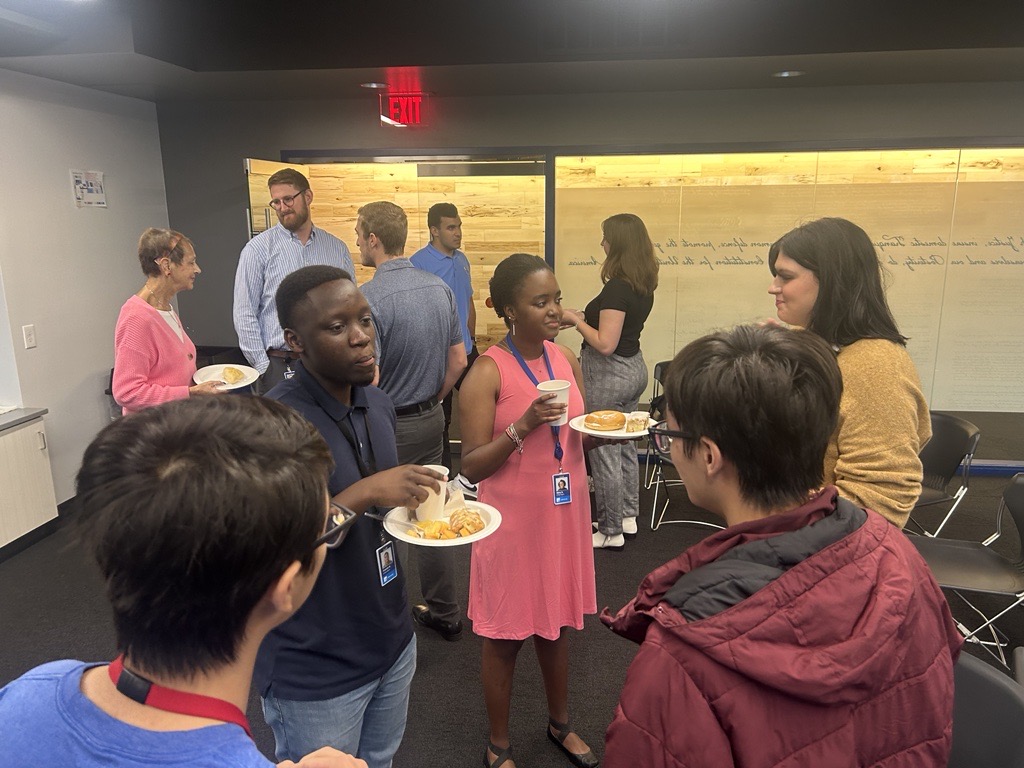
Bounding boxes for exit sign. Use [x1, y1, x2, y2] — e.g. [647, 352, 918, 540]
[379, 92, 427, 127]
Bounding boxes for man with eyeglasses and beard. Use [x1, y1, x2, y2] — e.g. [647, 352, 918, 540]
[234, 168, 354, 393]
[257, 265, 443, 768]
[601, 324, 962, 768]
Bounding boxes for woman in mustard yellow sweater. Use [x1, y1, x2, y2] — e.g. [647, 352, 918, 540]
[767, 217, 930, 528]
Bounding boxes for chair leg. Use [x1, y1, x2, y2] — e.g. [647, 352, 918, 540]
[948, 589, 1024, 669]
[928, 486, 968, 538]
[650, 465, 664, 530]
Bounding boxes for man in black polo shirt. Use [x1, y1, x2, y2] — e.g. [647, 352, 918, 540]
[256, 265, 443, 768]
[357, 201, 467, 641]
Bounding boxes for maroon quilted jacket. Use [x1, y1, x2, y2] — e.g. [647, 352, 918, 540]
[601, 488, 963, 768]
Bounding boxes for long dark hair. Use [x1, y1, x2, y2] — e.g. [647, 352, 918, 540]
[768, 217, 907, 347]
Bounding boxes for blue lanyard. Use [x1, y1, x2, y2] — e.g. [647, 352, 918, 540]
[504, 334, 563, 466]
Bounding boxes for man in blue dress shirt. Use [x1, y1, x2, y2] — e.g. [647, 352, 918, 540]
[410, 203, 479, 477]
[233, 168, 354, 393]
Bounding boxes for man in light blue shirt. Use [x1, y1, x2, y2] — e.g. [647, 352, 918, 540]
[233, 168, 354, 393]
[410, 203, 479, 474]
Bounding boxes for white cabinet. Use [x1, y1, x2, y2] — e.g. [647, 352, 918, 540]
[0, 415, 58, 548]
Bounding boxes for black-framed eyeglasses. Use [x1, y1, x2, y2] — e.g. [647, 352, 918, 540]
[648, 421, 697, 457]
[269, 190, 307, 209]
[311, 503, 359, 551]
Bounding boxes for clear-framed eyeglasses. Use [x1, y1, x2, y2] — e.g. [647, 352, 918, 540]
[311, 503, 359, 550]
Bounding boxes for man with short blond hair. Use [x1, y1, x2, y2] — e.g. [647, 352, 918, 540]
[358, 200, 468, 641]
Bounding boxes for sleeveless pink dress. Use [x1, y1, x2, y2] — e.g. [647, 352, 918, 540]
[468, 341, 597, 640]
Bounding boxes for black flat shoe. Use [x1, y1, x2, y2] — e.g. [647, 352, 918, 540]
[484, 741, 513, 768]
[547, 717, 600, 768]
[412, 604, 463, 641]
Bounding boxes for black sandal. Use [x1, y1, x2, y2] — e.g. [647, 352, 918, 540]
[484, 741, 514, 768]
[547, 717, 600, 768]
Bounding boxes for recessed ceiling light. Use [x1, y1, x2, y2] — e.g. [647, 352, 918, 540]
[361, 82, 388, 90]
[772, 70, 805, 79]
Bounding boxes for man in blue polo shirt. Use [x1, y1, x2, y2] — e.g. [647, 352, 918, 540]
[358, 201, 467, 642]
[410, 203, 479, 478]
[258, 265, 443, 768]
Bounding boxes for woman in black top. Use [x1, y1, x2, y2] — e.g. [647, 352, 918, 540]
[563, 213, 658, 549]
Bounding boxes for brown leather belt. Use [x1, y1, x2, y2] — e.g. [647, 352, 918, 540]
[394, 396, 439, 417]
[267, 348, 297, 360]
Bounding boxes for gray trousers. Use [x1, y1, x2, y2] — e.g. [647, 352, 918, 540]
[393, 404, 461, 623]
[581, 346, 649, 536]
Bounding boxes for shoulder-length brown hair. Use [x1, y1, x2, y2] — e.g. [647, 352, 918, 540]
[601, 213, 659, 295]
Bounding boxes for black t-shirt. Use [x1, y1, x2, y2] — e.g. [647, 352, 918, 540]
[583, 277, 654, 357]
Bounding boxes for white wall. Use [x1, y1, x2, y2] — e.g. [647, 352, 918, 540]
[0, 68, 168, 502]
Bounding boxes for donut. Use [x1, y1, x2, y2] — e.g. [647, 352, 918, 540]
[584, 410, 626, 431]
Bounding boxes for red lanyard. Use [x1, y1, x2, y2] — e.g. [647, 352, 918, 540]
[108, 655, 253, 738]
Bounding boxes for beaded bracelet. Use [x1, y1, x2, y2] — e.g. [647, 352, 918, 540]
[504, 424, 524, 454]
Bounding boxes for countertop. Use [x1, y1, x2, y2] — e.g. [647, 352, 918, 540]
[0, 408, 49, 434]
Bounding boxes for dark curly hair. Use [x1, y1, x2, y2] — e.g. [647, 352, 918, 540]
[488, 253, 550, 328]
[276, 265, 353, 331]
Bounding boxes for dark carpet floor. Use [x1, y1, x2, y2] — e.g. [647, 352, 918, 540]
[1, 460, 1020, 767]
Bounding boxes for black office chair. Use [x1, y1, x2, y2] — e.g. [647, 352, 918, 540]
[643, 360, 670, 493]
[911, 473, 1024, 668]
[644, 360, 724, 533]
[950, 651, 1024, 767]
[909, 412, 981, 538]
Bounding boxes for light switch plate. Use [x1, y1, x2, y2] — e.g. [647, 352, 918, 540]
[22, 324, 36, 349]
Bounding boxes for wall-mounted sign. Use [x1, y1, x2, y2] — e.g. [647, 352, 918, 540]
[379, 92, 427, 127]
[70, 169, 106, 208]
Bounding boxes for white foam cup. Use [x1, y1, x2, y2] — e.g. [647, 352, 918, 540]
[537, 379, 571, 426]
[415, 464, 450, 521]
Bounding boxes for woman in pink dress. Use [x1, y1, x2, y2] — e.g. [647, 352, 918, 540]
[460, 254, 599, 768]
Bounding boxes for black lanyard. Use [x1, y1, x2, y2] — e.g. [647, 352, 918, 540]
[504, 334, 564, 467]
[332, 410, 377, 478]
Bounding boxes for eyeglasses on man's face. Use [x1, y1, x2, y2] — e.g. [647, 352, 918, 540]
[311, 503, 359, 551]
[269, 190, 307, 209]
[648, 420, 697, 457]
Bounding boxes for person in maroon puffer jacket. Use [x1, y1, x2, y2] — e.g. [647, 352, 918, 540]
[602, 324, 962, 768]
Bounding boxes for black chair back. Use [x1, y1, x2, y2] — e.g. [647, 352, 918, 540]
[950, 650, 1024, 767]
[920, 413, 981, 493]
[649, 360, 670, 421]
[1001, 474, 1024, 563]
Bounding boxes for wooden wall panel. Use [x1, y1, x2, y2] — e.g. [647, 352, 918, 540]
[307, 163, 545, 347]
[555, 150, 1024, 411]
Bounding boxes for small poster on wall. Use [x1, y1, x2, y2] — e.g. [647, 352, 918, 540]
[70, 170, 106, 208]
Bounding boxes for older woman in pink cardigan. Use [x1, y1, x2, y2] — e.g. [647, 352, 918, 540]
[112, 228, 224, 414]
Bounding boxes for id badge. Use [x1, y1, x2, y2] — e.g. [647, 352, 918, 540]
[377, 541, 398, 586]
[552, 472, 572, 505]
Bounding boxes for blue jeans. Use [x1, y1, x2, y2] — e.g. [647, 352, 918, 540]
[262, 635, 417, 768]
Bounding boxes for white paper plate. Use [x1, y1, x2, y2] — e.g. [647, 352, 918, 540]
[568, 413, 652, 440]
[193, 364, 259, 390]
[384, 500, 502, 547]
